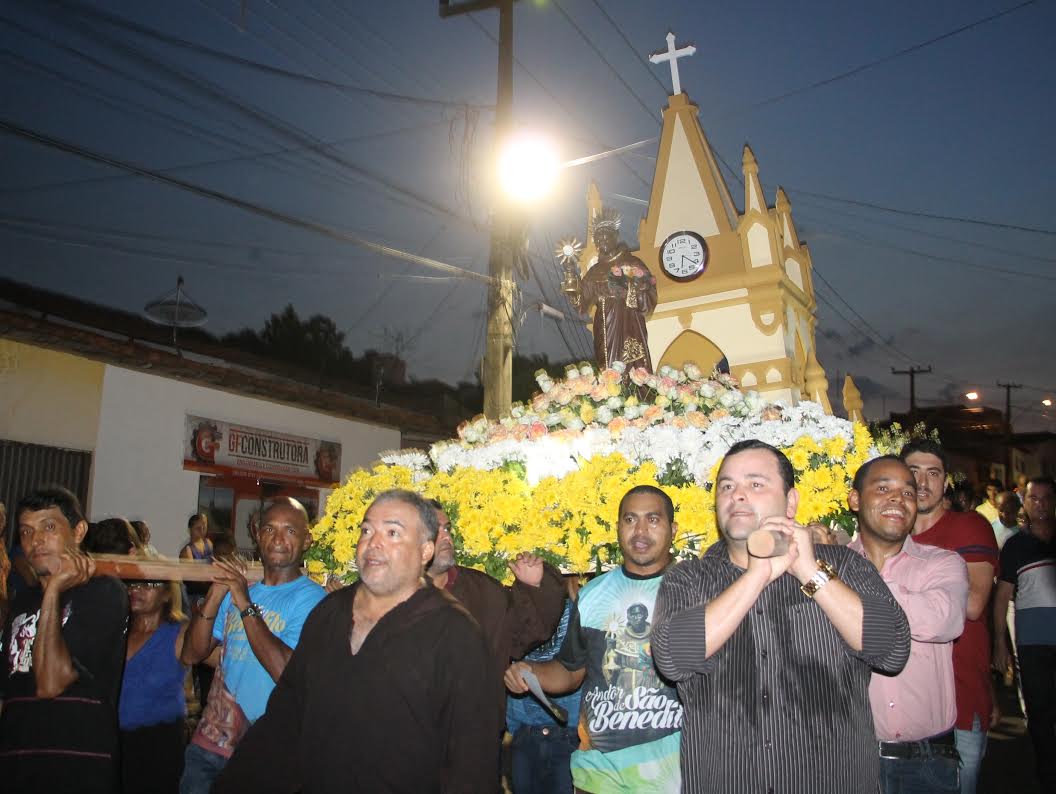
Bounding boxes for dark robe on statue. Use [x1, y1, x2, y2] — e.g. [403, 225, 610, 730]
[578, 244, 658, 372]
[213, 583, 500, 793]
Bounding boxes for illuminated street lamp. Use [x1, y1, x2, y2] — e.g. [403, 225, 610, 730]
[965, 391, 979, 401]
[498, 132, 560, 204]
[1044, 398, 1053, 407]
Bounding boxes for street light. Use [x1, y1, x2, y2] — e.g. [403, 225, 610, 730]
[498, 132, 560, 204]
[965, 391, 979, 401]
[1044, 398, 1053, 407]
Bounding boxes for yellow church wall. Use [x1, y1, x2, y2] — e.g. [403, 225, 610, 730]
[0, 338, 104, 451]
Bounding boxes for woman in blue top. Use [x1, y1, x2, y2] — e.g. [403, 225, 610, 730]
[119, 576, 190, 794]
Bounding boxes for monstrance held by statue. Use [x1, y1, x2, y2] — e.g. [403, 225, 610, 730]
[558, 207, 658, 373]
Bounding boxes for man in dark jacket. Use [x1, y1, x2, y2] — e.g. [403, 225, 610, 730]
[214, 489, 499, 793]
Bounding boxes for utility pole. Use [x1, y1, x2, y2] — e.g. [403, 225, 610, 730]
[891, 365, 931, 412]
[440, 0, 515, 420]
[997, 380, 1022, 480]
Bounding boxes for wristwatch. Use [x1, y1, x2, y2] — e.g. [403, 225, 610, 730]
[240, 603, 263, 621]
[800, 559, 838, 598]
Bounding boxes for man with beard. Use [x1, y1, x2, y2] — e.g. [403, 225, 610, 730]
[215, 489, 498, 792]
[426, 499, 565, 715]
[505, 485, 684, 793]
[901, 440, 999, 793]
[0, 487, 128, 793]
[179, 497, 325, 793]
[651, 440, 910, 794]
[848, 456, 968, 793]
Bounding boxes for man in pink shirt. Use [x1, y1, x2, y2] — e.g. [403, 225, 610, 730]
[848, 455, 969, 794]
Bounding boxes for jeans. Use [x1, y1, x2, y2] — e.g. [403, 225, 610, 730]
[953, 714, 987, 794]
[179, 743, 228, 794]
[879, 753, 959, 793]
[1018, 644, 1056, 790]
[511, 724, 578, 794]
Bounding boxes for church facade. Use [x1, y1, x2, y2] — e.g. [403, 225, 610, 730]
[579, 88, 832, 408]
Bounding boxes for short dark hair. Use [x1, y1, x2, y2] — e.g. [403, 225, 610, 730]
[426, 498, 444, 512]
[1027, 476, 1056, 493]
[188, 512, 207, 529]
[986, 478, 1003, 490]
[16, 486, 86, 530]
[721, 440, 796, 494]
[851, 455, 910, 493]
[899, 439, 948, 475]
[85, 517, 143, 555]
[371, 489, 439, 543]
[618, 485, 674, 523]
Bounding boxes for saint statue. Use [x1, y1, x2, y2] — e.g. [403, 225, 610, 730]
[561, 207, 657, 373]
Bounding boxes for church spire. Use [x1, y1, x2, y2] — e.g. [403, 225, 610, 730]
[742, 144, 765, 216]
[775, 187, 800, 250]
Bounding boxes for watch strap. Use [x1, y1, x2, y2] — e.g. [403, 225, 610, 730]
[800, 559, 838, 598]
[240, 603, 262, 620]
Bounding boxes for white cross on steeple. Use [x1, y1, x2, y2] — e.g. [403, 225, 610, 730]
[649, 31, 695, 96]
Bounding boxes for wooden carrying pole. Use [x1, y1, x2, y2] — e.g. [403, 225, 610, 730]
[90, 554, 268, 583]
[746, 530, 790, 559]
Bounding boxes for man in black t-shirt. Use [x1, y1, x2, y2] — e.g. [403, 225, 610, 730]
[0, 487, 128, 793]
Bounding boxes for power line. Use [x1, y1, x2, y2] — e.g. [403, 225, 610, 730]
[586, 0, 668, 95]
[786, 188, 1056, 265]
[789, 187, 1056, 238]
[740, 0, 1040, 115]
[810, 265, 919, 364]
[463, 14, 653, 192]
[78, 9, 485, 230]
[0, 118, 495, 285]
[48, 0, 494, 111]
[794, 213, 1056, 283]
[550, 0, 659, 124]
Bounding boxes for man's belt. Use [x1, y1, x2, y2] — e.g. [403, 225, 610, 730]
[878, 730, 959, 761]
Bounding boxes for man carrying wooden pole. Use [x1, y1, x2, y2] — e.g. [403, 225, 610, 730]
[177, 496, 326, 794]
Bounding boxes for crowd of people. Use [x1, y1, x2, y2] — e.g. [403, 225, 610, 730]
[0, 437, 1053, 793]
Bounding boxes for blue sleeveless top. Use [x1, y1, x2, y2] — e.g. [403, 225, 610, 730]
[119, 621, 187, 730]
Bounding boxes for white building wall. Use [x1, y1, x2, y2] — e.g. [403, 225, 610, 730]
[90, 364, 400, 556]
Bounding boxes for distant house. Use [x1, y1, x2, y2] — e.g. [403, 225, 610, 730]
[0, 278, 458, 556]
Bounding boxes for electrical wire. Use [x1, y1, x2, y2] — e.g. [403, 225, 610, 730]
[0, 117, 494, 285]
[46, 0, 494, 111]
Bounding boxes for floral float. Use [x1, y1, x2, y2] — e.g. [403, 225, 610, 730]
[306, 362, 876, 583]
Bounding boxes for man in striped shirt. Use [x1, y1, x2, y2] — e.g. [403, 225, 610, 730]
[653, 440, 910, 794]
[993, 476, 1056, 791]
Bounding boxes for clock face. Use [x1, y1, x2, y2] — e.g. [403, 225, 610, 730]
[660, 231, 708, 281]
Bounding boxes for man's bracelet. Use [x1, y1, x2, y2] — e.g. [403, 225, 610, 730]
[199, 613, 217, 620]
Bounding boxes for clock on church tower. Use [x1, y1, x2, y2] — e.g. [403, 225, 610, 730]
[659, 230, 708, 281]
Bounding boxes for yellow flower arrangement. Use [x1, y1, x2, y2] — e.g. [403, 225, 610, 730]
[307, 423, 876, 583]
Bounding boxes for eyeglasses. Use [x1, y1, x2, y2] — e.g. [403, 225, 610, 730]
[127, 581, 166, 590]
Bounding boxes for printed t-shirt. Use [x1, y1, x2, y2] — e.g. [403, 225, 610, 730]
[557, 566, 682, 793]
[0, 576, 129, 792]
[999, 531, 1056, 646]
[914, 510, 1000, 730]
[192, 575, 325, 757]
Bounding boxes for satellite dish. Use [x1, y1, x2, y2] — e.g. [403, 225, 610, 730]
[143, 276, 208, 328]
